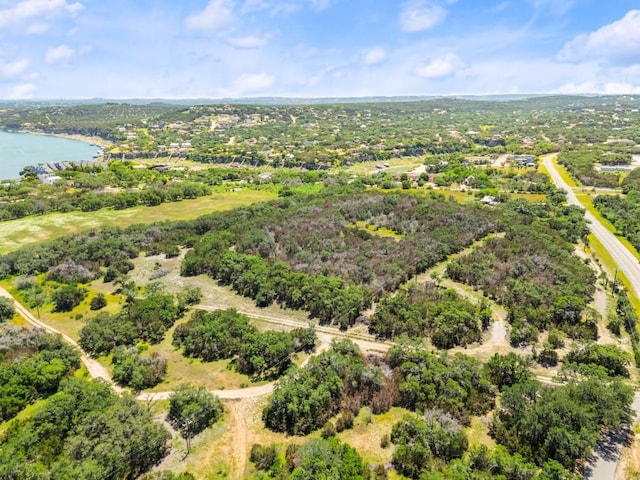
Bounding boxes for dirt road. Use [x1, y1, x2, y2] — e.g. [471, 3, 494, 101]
[0, 286, 122, 392]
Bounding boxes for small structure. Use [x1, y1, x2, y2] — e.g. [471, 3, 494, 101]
[481, 195, 499, 206]
[40, 174, 62, 185]
[513, 154, 536, 167]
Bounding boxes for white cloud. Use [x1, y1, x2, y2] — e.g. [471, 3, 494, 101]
[399, 1, 448, 32]
[555, 81, 640, 95]
[8, 82, 37, 99]
[45, 44, 75, 64]
[228, 33, 271, 48]
[362, 47, 386, 66]
[558, 10, 640, 63]
[415, 53, 462, 78]
[26, 22, 48, 33]
[0, 58, 29, 77]
[527, 0, 574, 16]
[235, 72, 275, 92]
[240, 0, 335, 15]
[486, 2, 510, 13]
[185, 0, 235, 30]
[0, 0, 83, 28]
[309, 0, 336, 11]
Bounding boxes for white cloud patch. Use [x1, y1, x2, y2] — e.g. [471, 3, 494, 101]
[26, 22, 48, 34]
[555, 81, 640, 95]
[486, 2, 510, 13]
[235, 72, 275, 92]
[558, 10, 640, 63]
[8, 82, 37, 98]
[362, 47, 386, 66]
[399, 1, 447, 32]
[415, 53, 462, 78]
[0, 0, 83, 28]
[185, 0, 235, 30]
[45, 44, 75, 64]
[527, 0, 574, 16]
[309, 0, 336, 11]
[228, 33, 271, 48]
[0, 58, 29, 77]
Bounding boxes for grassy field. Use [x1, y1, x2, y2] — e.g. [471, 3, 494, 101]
[0, 189, 276, 255]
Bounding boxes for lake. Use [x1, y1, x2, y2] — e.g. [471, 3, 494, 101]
[0, 131, 102, 181]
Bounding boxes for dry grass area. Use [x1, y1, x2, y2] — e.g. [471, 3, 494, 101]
[144, 314, 255, 392]
[337, 406, 408, 466]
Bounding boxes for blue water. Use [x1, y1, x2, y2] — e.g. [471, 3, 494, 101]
[0, 131, 102, 181]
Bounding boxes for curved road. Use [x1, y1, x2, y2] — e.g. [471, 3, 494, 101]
[542, 154, 640, 480]
[0, 286, 122, 392]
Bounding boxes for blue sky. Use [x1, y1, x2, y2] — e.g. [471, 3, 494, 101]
[0, 0, 639, 99]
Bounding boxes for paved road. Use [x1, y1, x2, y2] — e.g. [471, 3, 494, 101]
[542, 154, 640, 480]
[542, 154, 640, 299]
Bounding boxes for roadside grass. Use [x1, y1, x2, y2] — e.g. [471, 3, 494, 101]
[552, 159, 580, 187]
[587, 234, 640, 315]
[0, 189, 276, 255]
[577, 193, 640, 262]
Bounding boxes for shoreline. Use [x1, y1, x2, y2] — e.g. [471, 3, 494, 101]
[9, 128, 113, 149]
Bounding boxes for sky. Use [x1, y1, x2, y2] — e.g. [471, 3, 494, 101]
[0, 0, 639, 99]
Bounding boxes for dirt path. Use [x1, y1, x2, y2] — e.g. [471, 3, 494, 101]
[0, 286, 122, 392]
[227, 401, 248, 479]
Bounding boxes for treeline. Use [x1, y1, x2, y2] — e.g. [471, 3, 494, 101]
[593, 191, 640, 253]
[0, 378, 170, 479]
[262, 341, 496, 437]
[250, 437, 369, 480]
[0, 327, 79, 422]
[369, 281, 490, 347]
[492, 376, 633, 470]
[388, 345, 495, 425]
[557, 147, 623, 188]
[263, 340, 390, 435]
[447, 203, 596, 344]
[0, 180, 211, 221]
[173, 308, 316, 379]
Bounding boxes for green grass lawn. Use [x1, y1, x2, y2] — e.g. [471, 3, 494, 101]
[0, 189, 276, 255]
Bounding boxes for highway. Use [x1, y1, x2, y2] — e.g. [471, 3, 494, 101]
[542, 154, 640, 299]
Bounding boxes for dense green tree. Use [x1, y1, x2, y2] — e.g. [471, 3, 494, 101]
[0, 297, 15, 322]
[391, 411, 468, 479]
[168, 384, 223, 437]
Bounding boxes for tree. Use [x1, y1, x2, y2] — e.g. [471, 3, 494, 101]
[52, 284, 86, 312]
[168, 384, 223, 438]
[89, 292, 107, 311]
[0, 297, 15, 322]
[485, 352, 531, 390]
[391, 411, 468, 479]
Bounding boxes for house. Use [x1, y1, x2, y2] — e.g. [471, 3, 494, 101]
[40, 174, 62, 185]
[513, 154, 536, 167]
